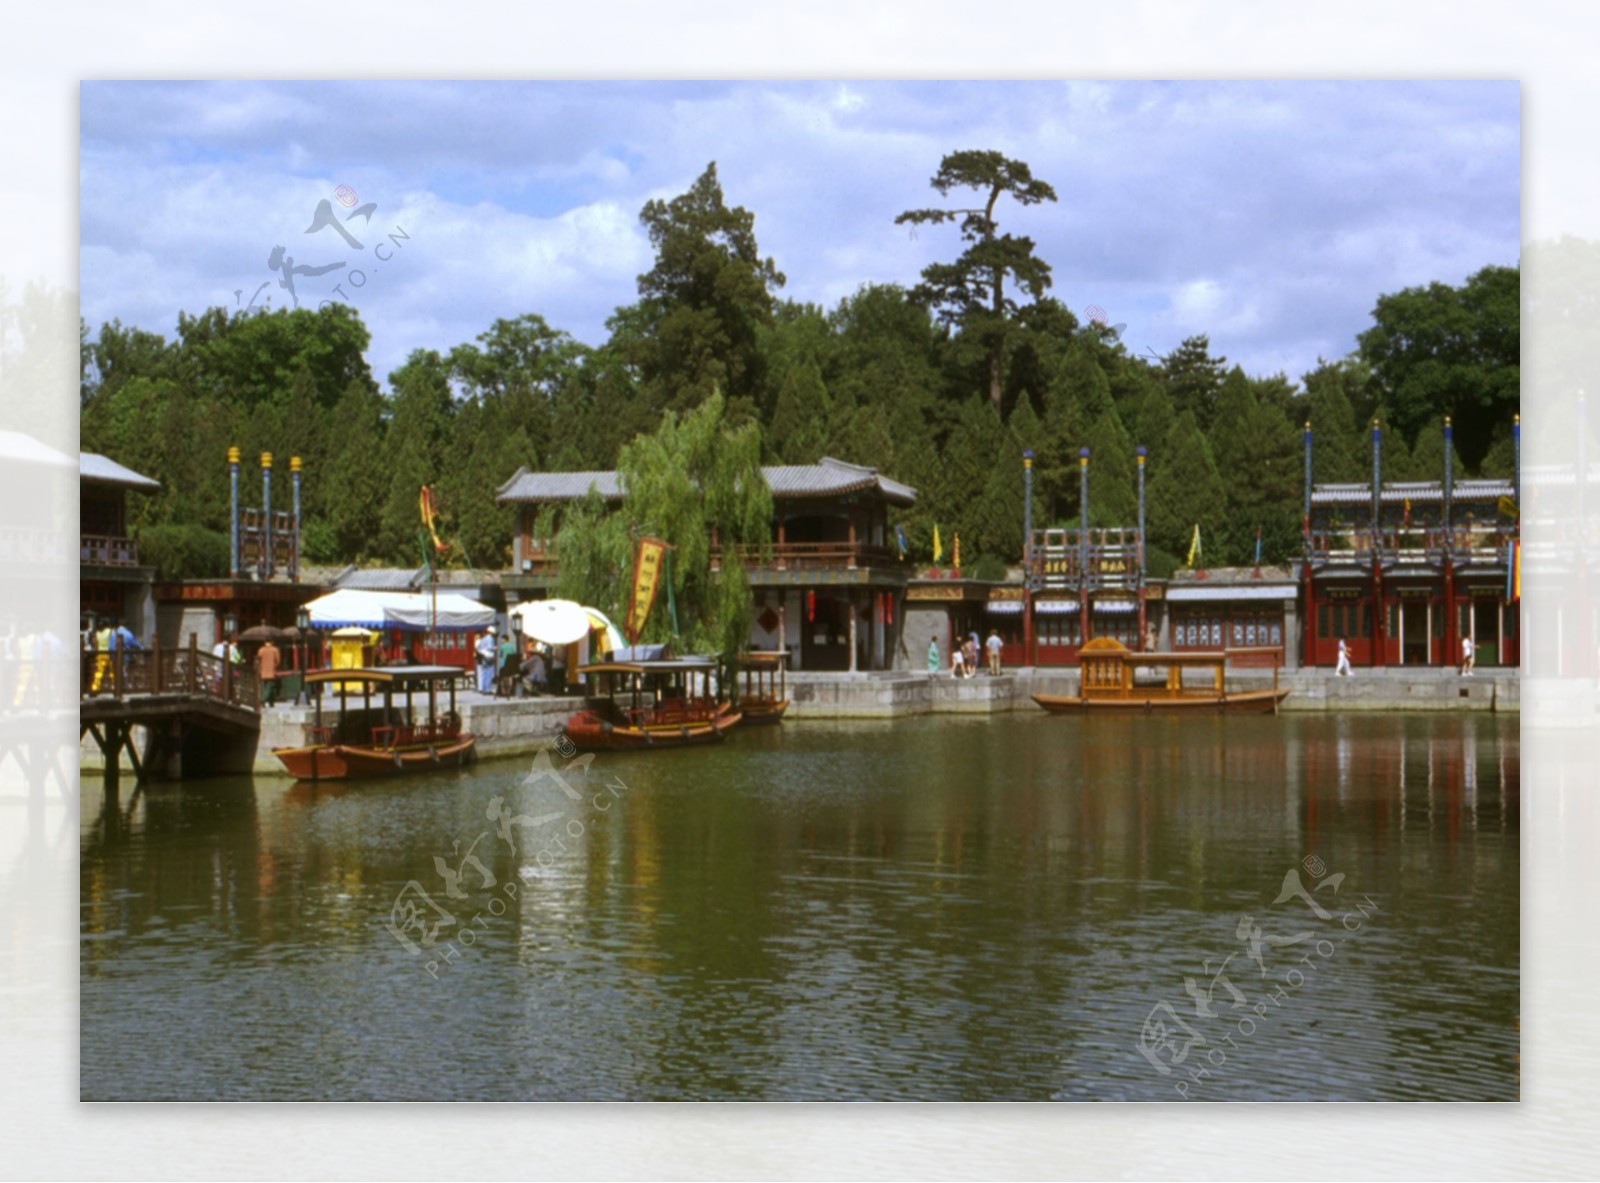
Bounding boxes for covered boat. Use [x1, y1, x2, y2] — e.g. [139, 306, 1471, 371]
[733, 650, 790, 724]
[565, 655, 741, 750]
[1032, 637, 1289, 716]
[273, 665, 475, 781]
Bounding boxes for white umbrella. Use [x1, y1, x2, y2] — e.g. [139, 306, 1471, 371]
[510, 598, 592, 646]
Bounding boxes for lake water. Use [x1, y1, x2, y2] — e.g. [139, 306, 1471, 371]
[79, 711, 1518, 1101]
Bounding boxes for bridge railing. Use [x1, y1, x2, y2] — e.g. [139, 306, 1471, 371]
[81, 640, 260, 709]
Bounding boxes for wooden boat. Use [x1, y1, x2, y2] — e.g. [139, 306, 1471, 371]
[733, 650, 790, 725]
[565, 656, 742, 751]
[1032, 637, 1290, 715]
[273, 665, 475, 780]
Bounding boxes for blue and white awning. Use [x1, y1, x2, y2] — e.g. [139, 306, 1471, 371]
[1034, 599, 1079, 614]
[986, 600, 1024, 615]
[1092, 600, 1138, 614]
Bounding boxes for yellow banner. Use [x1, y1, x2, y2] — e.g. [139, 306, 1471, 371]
[626, 536, 668, 643]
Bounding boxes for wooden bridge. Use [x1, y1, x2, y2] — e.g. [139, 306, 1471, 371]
[80, 639, 262, 792]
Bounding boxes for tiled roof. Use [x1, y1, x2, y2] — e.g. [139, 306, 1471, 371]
[80, 452, 160, 491]
[334, 567, 426, 591]
[495, 469, 624, 503]
[496, 456, 917, 507]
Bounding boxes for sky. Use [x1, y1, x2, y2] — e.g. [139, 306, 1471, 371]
[79, 79, 1520, 394]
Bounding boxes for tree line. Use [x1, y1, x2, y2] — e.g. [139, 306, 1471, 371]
[78, 155, 1521, 582]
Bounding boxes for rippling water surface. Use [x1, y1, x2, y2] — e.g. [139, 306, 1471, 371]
[80, 712, 1518, 1100]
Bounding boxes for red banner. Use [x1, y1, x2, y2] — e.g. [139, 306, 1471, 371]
[625, 537, 668, 644]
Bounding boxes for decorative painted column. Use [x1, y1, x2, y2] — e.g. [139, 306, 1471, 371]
[1303, 422, 1316, 668]
[260, 452, 274, 580]
[1443, 416, 1457, 668]
[290, 455, 303, 583]
[228, 446, 240, 578]
[1371, 421, 1384, 667]
[1079, 447, 1090, 649]
[1023, 449, 1035, 666]
[1136, 445, 1148, 651]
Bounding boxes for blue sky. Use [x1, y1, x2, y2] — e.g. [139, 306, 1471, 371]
[79, 80, 1520, 392]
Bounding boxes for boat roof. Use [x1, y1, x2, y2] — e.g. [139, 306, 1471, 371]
[736, 650, 790, 666]
[577, 658, 721, 675]
[304, 665, 469, 686]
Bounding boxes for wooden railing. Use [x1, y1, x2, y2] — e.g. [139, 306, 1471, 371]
[714, 541, 899, 570]
[81, 639, 260, 709]
[1308, 527, 1514, 562]
[81, 533, 139, 566]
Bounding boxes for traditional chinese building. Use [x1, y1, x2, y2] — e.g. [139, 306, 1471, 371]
[1164, 565, 1300, 669]
[495, 456, 916, 671]
[80, 452, 160, 638]
[1017, 447, 1156, 666]
[1302, 418, 1520, 670]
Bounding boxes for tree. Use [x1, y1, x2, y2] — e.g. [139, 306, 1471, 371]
[896, 150, 1058, 414]
[1356, 264, 1519, 468]
[1148, 411, 1228, 562]
[1161, 335, 1228, 431]
[765, 359, 831, 464]
[613, 389, 774, 658]
[633, 163, 786, 419]
[322, 379, 388, 561]
[377, 350, 454, 563]
[1301, 359, 1367, 483]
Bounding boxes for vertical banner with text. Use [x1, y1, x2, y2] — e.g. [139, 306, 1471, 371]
[626, 536, 669, 644]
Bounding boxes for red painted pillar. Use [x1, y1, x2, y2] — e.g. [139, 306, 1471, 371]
[1372, 558, 1386, 668]
[1303, 564, 1317, 668]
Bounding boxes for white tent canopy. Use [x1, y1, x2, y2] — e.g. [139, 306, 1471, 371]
[303, 588, 495, 632]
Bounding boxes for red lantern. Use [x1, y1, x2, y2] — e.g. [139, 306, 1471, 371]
[806, 590, 815, 623]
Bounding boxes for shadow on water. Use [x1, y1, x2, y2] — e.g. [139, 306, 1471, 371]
[80, 712, 1518, 1101]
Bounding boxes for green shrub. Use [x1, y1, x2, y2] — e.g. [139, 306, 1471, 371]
[137, 523, 230, 580]
[969, 552, 1010, 582]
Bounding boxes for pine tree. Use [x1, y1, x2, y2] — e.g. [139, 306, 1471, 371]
[1148, 411, 1229, 561]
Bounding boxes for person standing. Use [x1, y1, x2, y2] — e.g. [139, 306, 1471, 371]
[1460, 634, 1475, 677]
[255, 637, 282, 705]
[986, 628, 1003, 676]
[951, 640, 965, 678]
[474, 628, 497, 694]
[926, 635, 940, 675]
[1335, 637, 1352, 677]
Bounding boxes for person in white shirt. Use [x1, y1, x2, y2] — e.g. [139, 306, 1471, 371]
[1460, 634, 1474, 676]
[1335, 637, 1352, 676]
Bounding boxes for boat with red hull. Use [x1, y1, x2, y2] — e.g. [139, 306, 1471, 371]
[1032, 637, 1289, 716]
[565, 655, 741, 751]
[274, 665, 475, 781]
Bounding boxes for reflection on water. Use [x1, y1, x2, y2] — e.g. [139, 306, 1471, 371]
[80, 713, 1518, 1100]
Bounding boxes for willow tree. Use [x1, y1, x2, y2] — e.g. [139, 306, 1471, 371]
[614, 388, 773, 658]
[896, 150, 1058, 415]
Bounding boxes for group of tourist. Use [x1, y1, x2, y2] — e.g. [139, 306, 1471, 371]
[475, 625, 561, 697]
[926, 629, 1004, 677]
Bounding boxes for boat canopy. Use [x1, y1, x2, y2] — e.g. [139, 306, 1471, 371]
[303, 664, 470, 686]
[303, 589, 495, 632]
[577, 658, 721, 676]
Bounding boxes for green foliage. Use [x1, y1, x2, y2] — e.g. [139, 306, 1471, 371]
[1162, 335, 1228, 431]
[136, 522, 230, 580]
[1357, 264, 1519, 468]
[299, 516, 342, 564]
[897, 150, 1058, 412]
[615, 389, 773, 657]
[554, 487, 634, 626]
[1148, 411, 1228, 561]
[970, 553, 1009, 581]
[633, 163, 785, 417]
